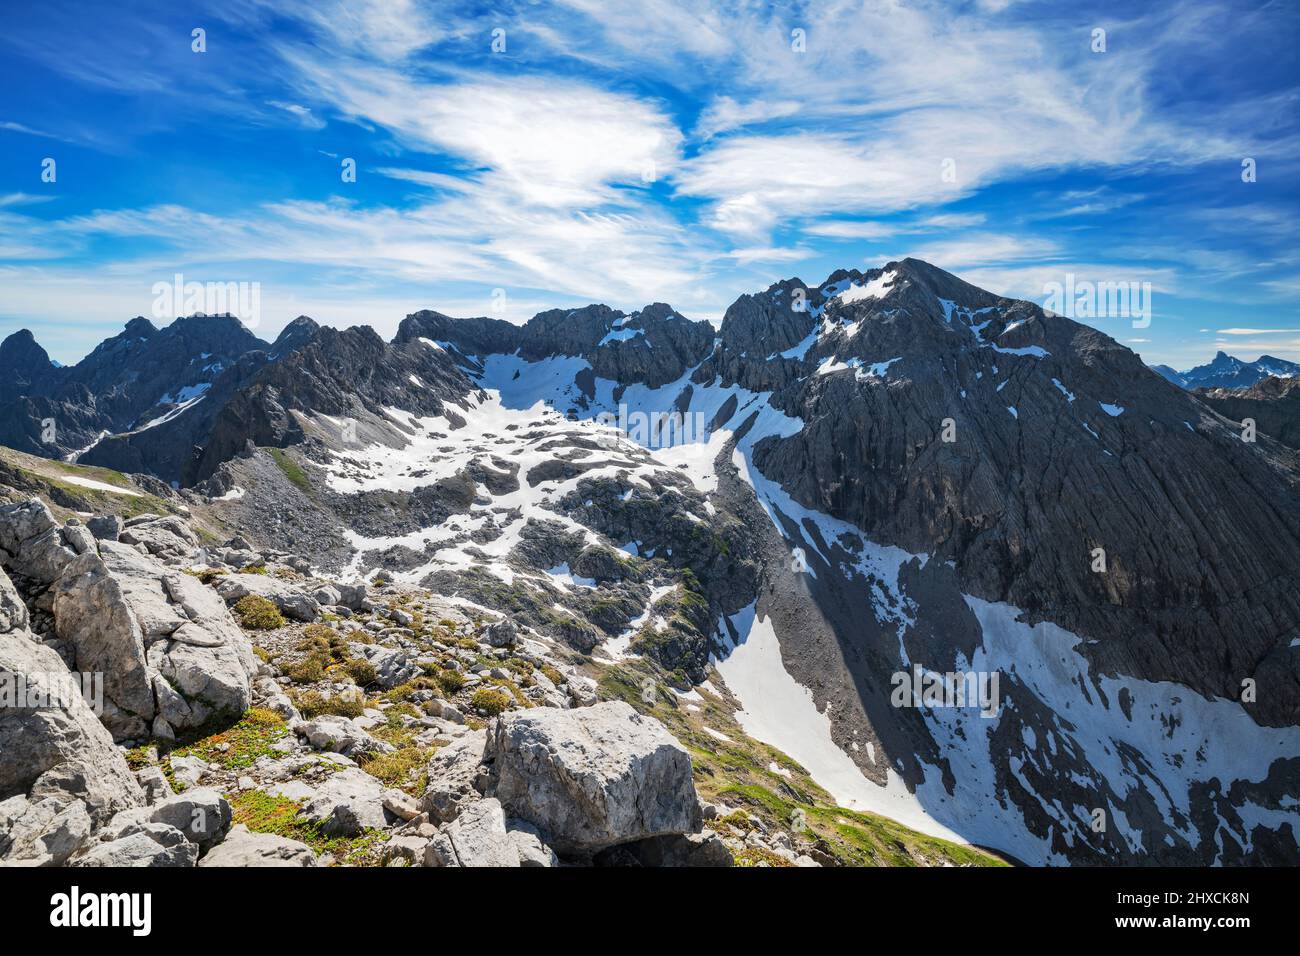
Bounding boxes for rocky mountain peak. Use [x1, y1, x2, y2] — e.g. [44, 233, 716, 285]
[123, 316, 160, 338]
[0, 328, 51, 373]
[0, 329, 56, 402]
[269, 316, 322, 359]
[161, 313, 267, 353]
[395, 310, 519, 360]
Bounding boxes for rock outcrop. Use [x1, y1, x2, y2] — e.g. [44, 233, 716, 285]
[485, 701, 703, 855]
[0, 562, 145, 851]
[198, 825, 318, 867]
[1, 499, 257, 742]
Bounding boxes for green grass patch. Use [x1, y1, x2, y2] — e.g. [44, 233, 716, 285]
[266, 447, 312, 494]
[229, 789, 389, 866]
[734, 845, 794, 868]
[283, 655, 326, 683]
[166, 708, 289, 771]
[124, 745, 155, 771]
[292, 689, 366, 719]
[185, 567, 226, 585]
[435, 669, 467, 694]
[470, 687, 512, 716]
[233, 594, 286, 630]
[358, 745, 431, 795]
[381, 676, 443, 705]
[343, 657, 377, 687]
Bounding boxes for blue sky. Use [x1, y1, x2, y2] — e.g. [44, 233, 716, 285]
[1, 0, 1298, 367]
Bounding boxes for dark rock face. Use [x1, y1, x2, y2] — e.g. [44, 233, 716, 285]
[395, 310, 522, 360]
[0, 330, 57, 402]
[0, 315, 267, 462]
[401, 303, 715, 390]
[1197, 376, 1300, 450]
[31, 317, 478, 486]
[193, 325, 475, 482]
[267, 316, 321, 360]
[518, 302, 716, 390]
[80, 351, 273, 485]
[713, 259, 1300, 727]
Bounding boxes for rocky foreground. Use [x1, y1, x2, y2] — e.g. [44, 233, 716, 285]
[1, 491, 993, 867]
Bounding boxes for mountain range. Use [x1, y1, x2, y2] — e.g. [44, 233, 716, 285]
[1151, 351, 1300, 390]
[4, 258, 1300, 865]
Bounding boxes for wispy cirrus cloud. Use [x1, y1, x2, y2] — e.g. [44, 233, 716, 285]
[278, 59, 683, 209]
[1216, 327, 1300, 335]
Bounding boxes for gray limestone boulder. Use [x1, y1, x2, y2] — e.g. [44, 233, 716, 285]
[0, 794, 92, 866]
[198, 825, 317, 867]
[297, 768, 401, 836]
[418, 728, 488, 823]
[0, 568, 145, 827]
[423, 798, 521, 867]
[51, 538, 256, 739]
[73, 822, 197, 867]
[354, 642, 420, 688]
[296, 715, 393, 759]
[118, 516, 200, 562]
[486, 701, 702, 854]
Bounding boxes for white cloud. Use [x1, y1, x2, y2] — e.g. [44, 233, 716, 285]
[1216, 328, 1300, 335]
[674, 133, 926, 235]
[694, 96, 802, 139]
[0, 120, 62, 139]
[266, 101, 325, 130]
[720, 246, 814, 265]
[242, 0, 442, 60]
[279, 55, 682, 209]
[374, 168, 474, 192]
[0, 193, 55, 208]
[916, 213, 988, 230]
[591, 1, 1253, 240]
[804, 221, 898, 241]
[902, 234, 1060, 269]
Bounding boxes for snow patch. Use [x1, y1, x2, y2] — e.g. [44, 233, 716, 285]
[58, 475, 141, 497]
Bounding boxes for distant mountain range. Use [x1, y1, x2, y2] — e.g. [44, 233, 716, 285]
[1151, 351, 1300, 390]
